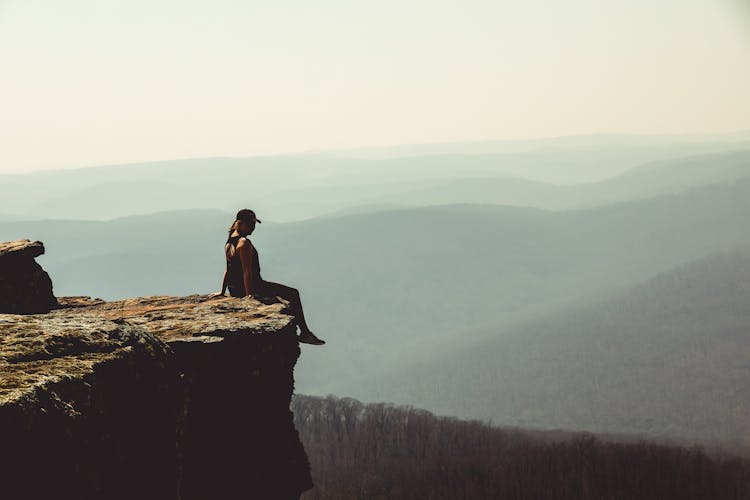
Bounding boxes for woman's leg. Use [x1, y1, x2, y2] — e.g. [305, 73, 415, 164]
[258, 280, 311, 332]
[258, 280, 325, 345]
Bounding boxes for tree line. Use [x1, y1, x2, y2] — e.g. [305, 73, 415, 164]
[293, 394, 750, 500]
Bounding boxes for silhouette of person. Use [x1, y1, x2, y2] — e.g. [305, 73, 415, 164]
[212, 208, 325, 346]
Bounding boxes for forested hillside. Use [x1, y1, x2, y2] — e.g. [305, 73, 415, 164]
[356, 248, 750, 443]
[293, 395, 750, 500]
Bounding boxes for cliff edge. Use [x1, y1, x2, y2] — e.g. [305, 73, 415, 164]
[0, 239, 313, 500]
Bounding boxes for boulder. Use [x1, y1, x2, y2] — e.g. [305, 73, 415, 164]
[0, 239, 58, 314]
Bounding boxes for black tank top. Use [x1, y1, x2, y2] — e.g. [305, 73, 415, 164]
[225, 234, 262, 297]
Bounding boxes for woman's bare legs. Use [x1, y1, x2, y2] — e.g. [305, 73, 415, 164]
[257, 280, 325, 345]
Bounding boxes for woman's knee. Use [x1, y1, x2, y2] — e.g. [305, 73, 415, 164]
[285, 286, 301, 302]
[263, 281, 299, 299]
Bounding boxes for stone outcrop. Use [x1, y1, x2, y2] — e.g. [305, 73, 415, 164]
[0, 239, 58, 314]
[0, 293, 313, 499]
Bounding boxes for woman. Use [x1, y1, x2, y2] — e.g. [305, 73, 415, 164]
[212, 208, 325, 346]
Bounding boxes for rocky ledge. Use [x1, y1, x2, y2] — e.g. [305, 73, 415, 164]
[0, 293, 313, 500]
[0, 239, 57, 314]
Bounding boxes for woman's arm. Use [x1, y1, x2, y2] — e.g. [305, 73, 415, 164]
[219, 269, 228, 295]
[237, 238, 255, 298]
[211, 250, 230, 297]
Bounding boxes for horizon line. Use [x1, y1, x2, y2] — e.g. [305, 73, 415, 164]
[2, 128, 750, 176]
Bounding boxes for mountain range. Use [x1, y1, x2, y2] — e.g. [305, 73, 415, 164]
[1, 133, 749, 444]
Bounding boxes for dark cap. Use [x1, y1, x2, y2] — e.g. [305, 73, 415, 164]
[236, 208, 262, 224]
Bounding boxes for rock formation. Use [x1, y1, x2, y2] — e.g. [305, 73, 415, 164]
[0, 239, 58, 314]
[0, 239, 313, 500]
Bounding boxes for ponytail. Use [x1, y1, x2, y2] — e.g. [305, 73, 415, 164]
[227, 219, 241, 243]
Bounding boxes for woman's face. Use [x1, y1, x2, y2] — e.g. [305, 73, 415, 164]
[240, 220, 256, 235]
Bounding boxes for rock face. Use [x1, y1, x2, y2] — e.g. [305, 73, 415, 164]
[0, 294, 313, 500]
[0, 239, 58, 314]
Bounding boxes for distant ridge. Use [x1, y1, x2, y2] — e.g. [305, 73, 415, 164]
[317, 131, 750, 159]
[1, 144, 748, 222]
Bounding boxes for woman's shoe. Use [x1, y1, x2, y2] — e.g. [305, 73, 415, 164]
[298, 330, 325, 345]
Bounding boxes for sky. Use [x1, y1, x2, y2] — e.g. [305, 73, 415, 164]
[1, 0, 749, 172]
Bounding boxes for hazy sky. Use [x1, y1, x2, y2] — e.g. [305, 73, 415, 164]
[1, 0, 749, 172]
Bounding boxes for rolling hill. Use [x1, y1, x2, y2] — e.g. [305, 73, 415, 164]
[350, 248, 750, 444]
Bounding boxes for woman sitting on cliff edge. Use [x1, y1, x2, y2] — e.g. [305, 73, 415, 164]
[212, 208, 325, 346]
